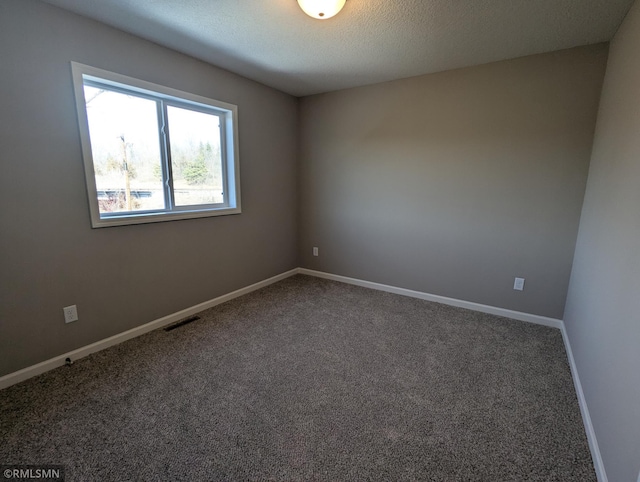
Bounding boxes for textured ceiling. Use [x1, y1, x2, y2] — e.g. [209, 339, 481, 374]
[41, 0, 634, 96]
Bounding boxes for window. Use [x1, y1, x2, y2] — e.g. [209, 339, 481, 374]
[71, 62, 241, 227]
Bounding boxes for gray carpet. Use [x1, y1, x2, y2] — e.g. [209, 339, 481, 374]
[0, 275, 595, 481]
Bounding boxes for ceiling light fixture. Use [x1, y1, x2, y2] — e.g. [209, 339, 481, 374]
[297, 0, 346, 20]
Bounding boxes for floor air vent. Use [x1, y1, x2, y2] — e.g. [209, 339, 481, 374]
[164, 315, 201, 331]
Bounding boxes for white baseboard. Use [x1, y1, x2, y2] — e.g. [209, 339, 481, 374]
[298, 268, 563, 329]
[0, 267, 563, 390]
[1, 266, 605, 481]
[560, 325, 608, 482]
[0, 269, 299, 390]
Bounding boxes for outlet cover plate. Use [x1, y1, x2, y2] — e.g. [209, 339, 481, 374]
[63, 305, 78, 323]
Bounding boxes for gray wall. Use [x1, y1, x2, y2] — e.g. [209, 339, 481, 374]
[299, 45, 608, 319]
[0, 0, 298, 377]
[563, 1, 640, 480]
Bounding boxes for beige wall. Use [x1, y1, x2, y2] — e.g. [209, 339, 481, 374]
[299, 45, 608, 319]
[564, 0, 640, 480]
[0, 0, 299, 376]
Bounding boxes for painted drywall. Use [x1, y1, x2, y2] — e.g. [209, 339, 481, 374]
[299, 45, 608, 319]
[563, 0, 640, 480]
[0, 0, 298, 376]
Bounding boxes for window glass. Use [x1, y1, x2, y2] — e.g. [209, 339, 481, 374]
[166, 105, 224, 207]
[84, 86, 165, 214]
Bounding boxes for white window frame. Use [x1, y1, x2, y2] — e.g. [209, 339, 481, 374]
[70, 62, 241, 228]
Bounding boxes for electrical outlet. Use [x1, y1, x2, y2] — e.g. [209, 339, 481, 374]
[63, 305, 78, 323]
[313, 247, 319, 256]
[513, 277, 525, 291]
